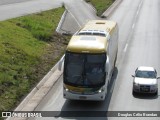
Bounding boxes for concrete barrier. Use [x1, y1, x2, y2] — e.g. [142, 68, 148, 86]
[102, 0, 123, 18]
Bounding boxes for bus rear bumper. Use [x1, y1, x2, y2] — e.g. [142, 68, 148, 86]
[63, 91, 106, 101]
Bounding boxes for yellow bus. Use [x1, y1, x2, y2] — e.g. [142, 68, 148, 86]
[61, 20, 118, 101]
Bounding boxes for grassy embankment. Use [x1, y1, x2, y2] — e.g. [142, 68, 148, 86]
[86, 0, 114, 16]
[0, 7, 69, 112]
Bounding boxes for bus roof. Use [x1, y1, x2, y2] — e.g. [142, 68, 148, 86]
[66, 20, 116, 53]
[79, 20, 116, 35]
[67, 35, 108, 53]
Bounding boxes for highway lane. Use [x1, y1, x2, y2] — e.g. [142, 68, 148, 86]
[109, 0, 160, 110]
[107, 0, 160, 119]
[0, 0, 34, 5]
[21, 0, 160, 119]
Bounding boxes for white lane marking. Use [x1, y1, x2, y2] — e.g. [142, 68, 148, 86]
[132, 0, 142, 30]
[137, 10, 139, 15]
[123, 44, 128, 52]
[139, 0, 143, 8]
[137, 0, 142, 15]
[132, 24, 135, 29]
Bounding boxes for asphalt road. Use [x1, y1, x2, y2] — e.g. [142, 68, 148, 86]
[107, 0, 160, 119]
[0, 0, 63, 21]
[29, 0, 160, 120]
[0, 0, 34, 5]
[2, 0, 160, 119]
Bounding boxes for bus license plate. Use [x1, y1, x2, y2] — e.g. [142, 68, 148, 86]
[142, 88, 149, 92]
[79, 96, 87, 100]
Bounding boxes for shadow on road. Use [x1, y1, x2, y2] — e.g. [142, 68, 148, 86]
[132, 92, 158, 99]
[57, 67, 118, 119]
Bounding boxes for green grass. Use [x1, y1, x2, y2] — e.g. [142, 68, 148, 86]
[86, 0, 114, 16]
[0, 7, 68, 112]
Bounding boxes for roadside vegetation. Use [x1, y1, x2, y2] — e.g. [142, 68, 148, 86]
[85, 0, 114, 16]
[0, 7, 69, 112]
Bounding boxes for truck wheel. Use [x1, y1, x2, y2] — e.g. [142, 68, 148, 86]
[154, 91, 158, 96]
[132, 90, 136, 96]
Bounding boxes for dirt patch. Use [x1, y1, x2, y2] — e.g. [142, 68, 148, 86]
[32, 33, 69, 86]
